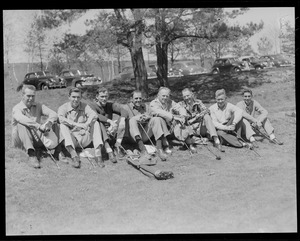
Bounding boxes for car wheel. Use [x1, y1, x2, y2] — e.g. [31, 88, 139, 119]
[233, 67, 241, 72]
[212, 69, 219, 74]
[75, 82, 82, 87]
[255, 66, 263, 70]
[40, 84, 49, 90]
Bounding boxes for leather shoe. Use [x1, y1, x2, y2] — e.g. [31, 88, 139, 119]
[157, 149, 168, 161]
[71, 156, 81, 168]
[214, 143, 225, 152]
[108, 152, 117, 163]
[95, 156, 105, 168]
[29, 156, 40, 169]
[272, 138, 283, 145]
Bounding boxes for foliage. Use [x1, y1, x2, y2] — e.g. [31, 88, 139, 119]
[257, 36, 274, 55]
[24, 13, 48, 71]
[279, 21, 295, 55]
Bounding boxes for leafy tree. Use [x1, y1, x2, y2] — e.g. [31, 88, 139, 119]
[279, 20, 295, 55]
[24, 13, 48, 71]
[227, 37, 256, 57]
[145, 8, 263, 87]
[257, 36, 273, 55]
[107, 9, 149, 96]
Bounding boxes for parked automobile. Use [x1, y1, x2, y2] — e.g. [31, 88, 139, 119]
[169, 61, 206, 76]
[211, 57, 245, 74]
[240, 56, 268, 70]
[59, 69, 102, 87]
[259, 55, 292, 67]
[111, 66, 157, 81]
[21, 71, 66, 90]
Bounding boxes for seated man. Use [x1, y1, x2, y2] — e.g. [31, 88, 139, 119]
[58, 87, 103, 168]
[178, 88, 224, 152]
[236, 89, 283, 145]
[149, 87, 194, 159]
[122, 90, 170, 162]
[86, 87, 128, 163]
[209, 89, 258, 149]
[12, 85, 60, 168]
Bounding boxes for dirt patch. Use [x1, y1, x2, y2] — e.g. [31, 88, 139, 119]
[5, 67, 296, 234]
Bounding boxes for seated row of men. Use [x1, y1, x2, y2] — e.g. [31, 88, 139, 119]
[11, 84, 283, 169]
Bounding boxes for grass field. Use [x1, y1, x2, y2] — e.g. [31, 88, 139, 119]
[5, 67, 296, 234]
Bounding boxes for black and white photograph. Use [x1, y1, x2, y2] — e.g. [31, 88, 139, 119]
[3, 7, 296, 235]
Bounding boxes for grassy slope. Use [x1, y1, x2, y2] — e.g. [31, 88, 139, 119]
[5, 67, 296, 234]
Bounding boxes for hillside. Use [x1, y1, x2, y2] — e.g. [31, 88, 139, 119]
[4, 66, 296, 234]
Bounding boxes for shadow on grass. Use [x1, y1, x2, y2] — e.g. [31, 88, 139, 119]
[81, 67, 294, 104]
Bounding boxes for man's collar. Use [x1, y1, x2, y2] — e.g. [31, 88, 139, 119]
[217, 102, 227, 110]
[131, 102, 145, 110]
[67, 102, 84, 111]
[244, 100, 253, 106]
[20, 100, 37, 109]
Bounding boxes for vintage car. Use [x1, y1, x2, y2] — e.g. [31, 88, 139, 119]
[211, 57, 245, 74]
[240, 56, 268, 70]
[21, 71, 66, 90]
[169, 61, 206, 76]
[59, 69, 102, 87]
[259, 55, 292, 67]
[111, 66, 157, 82]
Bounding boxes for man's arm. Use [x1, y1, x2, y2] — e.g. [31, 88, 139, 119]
[12, 107, 41, 130]
[254, 100, 268, 122]
[149, 100, 173, 122]
[41, 104, 58, 124]
[87, 101, 109, 123]
[84, 104, 98, 127]
[209, 106, 228, 130]
[230, 103, 243, 124]
[57, 104, 76, 128]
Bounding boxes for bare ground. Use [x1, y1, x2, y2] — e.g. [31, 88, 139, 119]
[5, 67, 296, 234]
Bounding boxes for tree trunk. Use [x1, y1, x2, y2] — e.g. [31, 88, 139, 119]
[130, 47, 148, 98]
[156, 41, 169, 87]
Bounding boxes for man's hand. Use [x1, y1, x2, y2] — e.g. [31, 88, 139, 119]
[140, 114, 151, 123]
[173, 115, 185, 125]
[38, 122, 52, 133]
[226, 124, 236, 131]
[73, 123, 89, 131]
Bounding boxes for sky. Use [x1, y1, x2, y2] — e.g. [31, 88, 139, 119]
[3, 8, 295, 63]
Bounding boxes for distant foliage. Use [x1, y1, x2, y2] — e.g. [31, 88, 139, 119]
[257, 36, 273, 55]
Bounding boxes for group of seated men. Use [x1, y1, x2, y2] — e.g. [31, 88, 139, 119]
[11, 84, 283, 169]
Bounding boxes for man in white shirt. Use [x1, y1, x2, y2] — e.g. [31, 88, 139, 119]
[209, 89, 258, 148]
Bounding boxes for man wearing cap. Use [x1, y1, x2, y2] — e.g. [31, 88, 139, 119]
[209, 89, 258, 148]
[58, 87, 103, 168]
[179, 88, 224, 152]
[12, 84, 60, 168]
[236, 89, 283, 145]
[149, 87, 194, 160]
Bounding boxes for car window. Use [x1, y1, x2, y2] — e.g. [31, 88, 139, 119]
[36, 72, 45, 77]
